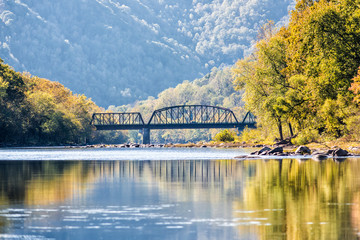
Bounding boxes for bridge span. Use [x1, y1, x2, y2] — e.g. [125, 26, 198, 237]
[91, 105, 256, 144]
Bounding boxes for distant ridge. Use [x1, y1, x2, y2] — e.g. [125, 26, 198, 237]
[0, 0, 294, 107]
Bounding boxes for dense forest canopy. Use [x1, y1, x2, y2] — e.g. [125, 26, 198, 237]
[233, 0, 360, 144]
[0, 58, 119, 145]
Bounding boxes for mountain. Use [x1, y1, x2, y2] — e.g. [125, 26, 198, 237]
[0, 0, 294, 107]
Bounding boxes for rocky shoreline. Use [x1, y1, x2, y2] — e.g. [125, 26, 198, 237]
[3, 142, 360, 160]
[234, 145, 360, 160]
[69, 143, 167, 149]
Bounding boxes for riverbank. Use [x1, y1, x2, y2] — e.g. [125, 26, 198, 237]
[170, 140, 360, 154]
[65, 140, 360, 159]
[2, 140, 360, 158]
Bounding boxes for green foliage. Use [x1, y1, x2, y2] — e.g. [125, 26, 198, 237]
[239, 127, 277, 144]
[91, 131, 129, 144]
[0, 76, 9, 98]
[111, 67, 246, 143]
[292, 128, 320, 145]
[345, 114, 360, 141]
[213, 129, 236, 142]
[0, 58, 107, 145]
[233, 0, 360, 143]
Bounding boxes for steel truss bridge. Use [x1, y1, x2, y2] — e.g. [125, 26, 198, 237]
[91, 105, 256, 144]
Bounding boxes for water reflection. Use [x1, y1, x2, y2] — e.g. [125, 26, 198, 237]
[0, 158, 359, 239]
[0, 161, 92, 205]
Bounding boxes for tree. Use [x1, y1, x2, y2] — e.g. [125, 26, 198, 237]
[233, 0, 360, 142]
[285, 0, 360, 137]
[233, 23, 295, 140]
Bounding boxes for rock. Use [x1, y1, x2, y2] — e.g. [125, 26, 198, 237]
[268, 147, 283, 155]
[260, 151, 270, 155]
[258, 147, 271, 154]
[254, 144, 264, 148]
[234, 155, 259, 159]
[295, 146, 311, 155]
[325, 149, 335, 155]
[274, 138, 293, 146]
[201, 145, 207, 148]
[312, 150, 326, 155]
[275, 139, 289, 145]
[251, 146, 271, 155]
[332, 148, 349, 157]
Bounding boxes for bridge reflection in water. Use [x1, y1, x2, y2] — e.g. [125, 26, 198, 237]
[1, 158, 360, 239]
[91, 105, 256, 143]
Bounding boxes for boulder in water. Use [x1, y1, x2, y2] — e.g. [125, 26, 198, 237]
[295, 146, 311, 155]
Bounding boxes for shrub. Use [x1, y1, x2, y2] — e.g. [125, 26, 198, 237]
[213, 129, 236, 142]
[292, 128, 320, 145]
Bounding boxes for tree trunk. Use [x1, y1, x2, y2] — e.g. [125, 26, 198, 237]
[278, 120, 284, 140]
[288, 122, 294, 137]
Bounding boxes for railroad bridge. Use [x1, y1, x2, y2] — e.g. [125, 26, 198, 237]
[91, 105, 256, 144]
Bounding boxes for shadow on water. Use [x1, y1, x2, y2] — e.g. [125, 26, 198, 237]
[0, 157, 359, 239]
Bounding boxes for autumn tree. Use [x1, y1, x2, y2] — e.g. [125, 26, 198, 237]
[0, 57, 105, 145]
[286, 0, 360, 137]
[233, 0, 360, 143]
[233, 22, 297, 140]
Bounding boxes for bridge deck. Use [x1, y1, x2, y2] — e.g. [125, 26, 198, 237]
[94, 122, 256, 130]
[91, 105, 256, 144]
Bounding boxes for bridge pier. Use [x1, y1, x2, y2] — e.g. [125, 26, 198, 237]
[142, 127, 150, 144]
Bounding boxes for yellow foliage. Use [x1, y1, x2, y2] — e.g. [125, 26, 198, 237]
[0, 76, 9, 98]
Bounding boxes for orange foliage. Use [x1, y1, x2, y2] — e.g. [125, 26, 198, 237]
[349, 67, 360, 104]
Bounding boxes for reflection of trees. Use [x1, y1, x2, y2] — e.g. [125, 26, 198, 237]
[0, 161, 93, 205]
[0, 160, 246, 206]
[235, 159, 360, 240]
[1, 158, 360, 239]
[113, 160, 246, 202]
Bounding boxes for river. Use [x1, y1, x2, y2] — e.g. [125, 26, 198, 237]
[0, 147, 359, 239]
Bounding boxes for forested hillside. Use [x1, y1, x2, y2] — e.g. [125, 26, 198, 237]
[0, 0, 294, 107]
[233, 0, 360, 144]
[0, 58, 107, 145]
[110, 67, 245, 143]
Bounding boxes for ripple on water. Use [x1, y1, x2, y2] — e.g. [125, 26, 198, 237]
[0, 234, 52, 239]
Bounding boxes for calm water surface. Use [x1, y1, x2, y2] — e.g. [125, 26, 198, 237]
[0, 148, 359, 240]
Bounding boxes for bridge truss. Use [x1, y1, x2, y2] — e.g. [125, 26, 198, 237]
[91, 105, 256, 143]
[91, 112, 145, 130]
[148, 105, 240, 129]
